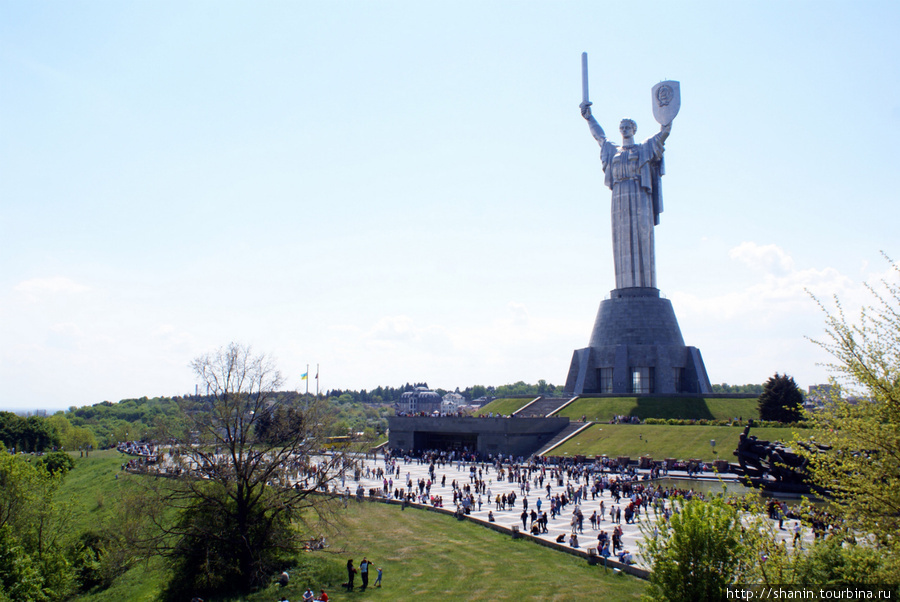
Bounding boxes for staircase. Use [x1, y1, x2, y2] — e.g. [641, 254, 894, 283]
[514, 396, 576, 418]
[533, 421, 592, 457]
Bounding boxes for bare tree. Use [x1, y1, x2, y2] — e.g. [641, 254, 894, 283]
[147, 343, 348, 596]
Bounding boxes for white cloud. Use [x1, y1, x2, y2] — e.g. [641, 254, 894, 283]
[505, 302, 529, 327]
[729, 242, 794, 275]
[673, 245, 857, 324]
[669, 243, 899, 389]
[50, 322, 84, 337]
[14, 276, 90, 297]
[151, 324, 197, 353]
[366, 316, 417, 343]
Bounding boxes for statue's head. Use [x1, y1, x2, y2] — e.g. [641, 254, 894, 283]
[619, 118, 637, 138]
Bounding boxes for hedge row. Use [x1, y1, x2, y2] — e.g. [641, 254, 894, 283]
[639, 418, 810, 428]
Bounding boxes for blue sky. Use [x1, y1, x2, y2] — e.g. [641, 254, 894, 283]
[2, 1, 899, 411]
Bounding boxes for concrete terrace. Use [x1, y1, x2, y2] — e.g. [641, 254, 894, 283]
[339, 453, 812, 574]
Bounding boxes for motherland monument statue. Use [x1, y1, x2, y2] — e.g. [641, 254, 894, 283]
[564, 53, 710, 396]
[578, 60, 678, 289]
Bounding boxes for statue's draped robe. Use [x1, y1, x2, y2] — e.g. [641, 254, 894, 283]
[599, 134, 666, 289]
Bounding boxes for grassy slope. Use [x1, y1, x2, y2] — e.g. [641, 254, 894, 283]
[58, 451, 646, 601]
[59, 450, 170, 602]
[60, 450, 139, 531]
[475, 397, 535, 416]
[550, 423, 801, 461]
[477, 396, 759, 421]
[555, 396, 759, 421]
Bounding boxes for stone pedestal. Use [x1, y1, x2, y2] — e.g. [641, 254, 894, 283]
[564, 287, 711, 395]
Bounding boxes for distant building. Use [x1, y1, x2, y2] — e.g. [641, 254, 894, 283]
[806, 384, 836, 408]
[807, 384, 868, 407]
[442, 392, 467, 413]
[470, 396, 495, 407]
[398, 386, 442, 415]
[808, 384, 835, 402]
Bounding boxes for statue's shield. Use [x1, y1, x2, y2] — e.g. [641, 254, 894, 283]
[651, 80, 680, 125]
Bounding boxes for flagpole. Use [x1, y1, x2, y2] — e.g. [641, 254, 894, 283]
[305, 364, 309, 397]
[315, 364, 319, 398]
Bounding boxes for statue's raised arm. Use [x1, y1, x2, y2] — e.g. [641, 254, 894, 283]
[579, 101, 606, 145]
[580, 52, 606, 145]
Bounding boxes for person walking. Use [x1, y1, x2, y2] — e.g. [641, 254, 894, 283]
[792, 522, 802, 549]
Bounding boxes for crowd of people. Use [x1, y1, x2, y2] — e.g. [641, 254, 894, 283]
[360, 447, 721, 564]
[609, 414, 642, 424]
[119, 438, 819, 596]
[117, 440, 156, 457]
[394, 410, 470, 417]
[118, 440, 162, 472]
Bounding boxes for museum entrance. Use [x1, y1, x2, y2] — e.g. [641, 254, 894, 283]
[413, 431, 479, 453]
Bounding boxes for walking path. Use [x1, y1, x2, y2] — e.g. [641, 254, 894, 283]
[338, 453, 812, 570]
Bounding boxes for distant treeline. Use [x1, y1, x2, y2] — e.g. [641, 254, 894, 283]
[6, 380, 766, 452]
[0, 412, 59, 452]
[325, 379, 566, 404]
[710, 383, 765, 395]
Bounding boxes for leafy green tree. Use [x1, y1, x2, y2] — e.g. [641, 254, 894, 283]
[740, 503, 891, 589]
[0, 413, 59, 453]
[0, 445, 74, 600]
[0, 413, 22, 450]
[46, 414, 97, 454]
[640, 497, 753, 601]
[790, 535, 886, 586]
[757, 373, 804, 422]
[802, 255, 900, 581]
[467, 385, 487, 400]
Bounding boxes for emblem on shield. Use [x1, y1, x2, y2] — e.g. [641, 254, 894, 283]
[652, 80, 681, 125]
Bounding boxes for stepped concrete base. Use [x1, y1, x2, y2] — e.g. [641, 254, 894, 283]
[565, 288, 711, 395]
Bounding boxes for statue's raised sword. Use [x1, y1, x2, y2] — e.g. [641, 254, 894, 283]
[581, 52, 589, 104]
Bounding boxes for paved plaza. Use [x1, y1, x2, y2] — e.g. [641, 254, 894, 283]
[123, 446, 813, 570]
[338, 453, 810, 569]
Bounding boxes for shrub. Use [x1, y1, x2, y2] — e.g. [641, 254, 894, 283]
[36, 451, 75, 477]
[641, 498, 752, 601]
[0, 526, 46, 602]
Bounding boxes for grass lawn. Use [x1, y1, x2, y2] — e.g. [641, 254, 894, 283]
[550, 423, 802, 461]
[279, 500, 647, 602]
[555, 396, 759, 421]
[58, 450, 647, 601]
[475, 397, 535, 416]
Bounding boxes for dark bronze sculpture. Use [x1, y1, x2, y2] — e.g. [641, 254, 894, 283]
[733, 421, 829, 494]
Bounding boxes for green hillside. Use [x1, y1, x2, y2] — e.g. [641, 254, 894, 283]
[475, 397, 535, 416]
[555, 396, 759, 421]
[550, 423, 801, 462]
[476, 395, 759, 421]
